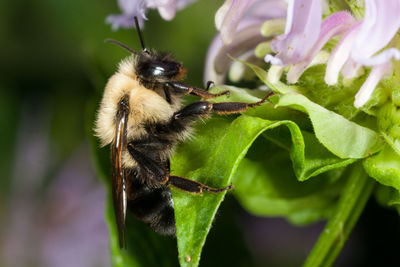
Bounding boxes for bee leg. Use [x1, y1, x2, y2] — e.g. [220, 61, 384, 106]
[205, 80, 214, 90]
[173, 101, 213, 120]
[165, 81, 230, 99]
[172, 91, 273, 120]
[210, 91, 275, 115]
[163, 87, 172, 104]
[127, 144, 169, 184]
[169, 176, 233, 195]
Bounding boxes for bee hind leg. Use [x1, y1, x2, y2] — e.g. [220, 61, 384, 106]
[168, 175, 233, 195]
[126, 143, 231, 195]
[127, 143, 169, 184]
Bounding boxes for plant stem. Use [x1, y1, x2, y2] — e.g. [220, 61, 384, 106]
[303, 163, 375, 267]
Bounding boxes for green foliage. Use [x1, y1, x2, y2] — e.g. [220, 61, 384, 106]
[276, 93, 383, 158]
[364, 145, 400, 192]
[89, 76, 399, 266]
[166, 82, 386, 266]
[79, 4, 399, 267]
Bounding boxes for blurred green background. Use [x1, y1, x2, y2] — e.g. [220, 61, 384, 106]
[1, 0, 399, 266]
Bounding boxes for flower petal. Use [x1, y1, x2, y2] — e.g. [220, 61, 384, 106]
[106, 14, 137, 30]
[215, 0, 258, 44]
[106, 0, 196, 29]
[354, 61, 392, 108]
[204, 35, 225, 84]
[325, 22, 361, 85]
[215, 0, 232, 30]
[341, 58, 362, 79]
[106, 0, 146, 30]
[266, 0, 322, 66]
[287, 11, 356, 83]
[205, 19, 266, 85]
[350, 0, 400, 66]
[155, 0, 176, 20]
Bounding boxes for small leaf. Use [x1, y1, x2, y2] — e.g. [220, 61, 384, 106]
[363, 144, 400, 192]
[276, 93, 383, 158]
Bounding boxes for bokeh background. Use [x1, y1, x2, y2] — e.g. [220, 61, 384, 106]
[1, 0, 399, 266]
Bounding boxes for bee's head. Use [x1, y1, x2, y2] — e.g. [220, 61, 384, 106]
[135, 51, 186, 83]
[105, 17, 187, 83]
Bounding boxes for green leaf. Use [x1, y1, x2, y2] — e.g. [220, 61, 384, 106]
[296, 65, 362, 119]
[276, 93, 383, 158]
[210, 86, 357, 181]
[171, 111, 357, 266]
[363, 144, 400, 192]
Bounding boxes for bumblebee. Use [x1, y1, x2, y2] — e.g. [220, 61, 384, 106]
[95, 18, 271, 248]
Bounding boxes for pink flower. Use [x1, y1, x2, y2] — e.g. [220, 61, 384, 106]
[266, 0, 400, 108]
[106, 0, 195, 30]
[206, 0, 287, 84]
[215, 0, 286, 45]
[327, 0, 400, 107]
[265, 0, 322, 66]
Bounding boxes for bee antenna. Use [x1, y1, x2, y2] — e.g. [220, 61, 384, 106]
[134, 16, 147, 52]
[105, 39, 137, 55]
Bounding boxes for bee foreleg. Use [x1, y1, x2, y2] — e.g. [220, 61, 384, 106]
[172, 91, 273, 119]
[210, 91, 274, 115]
[168, 176, 233, 195]
[173, 101, 212, 120]
[165, 81, 230, 99]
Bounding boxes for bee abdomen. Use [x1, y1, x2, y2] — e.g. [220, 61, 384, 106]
[128, 183, 176, 235]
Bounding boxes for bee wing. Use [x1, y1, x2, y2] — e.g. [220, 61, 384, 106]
[111, 100, 129, 249]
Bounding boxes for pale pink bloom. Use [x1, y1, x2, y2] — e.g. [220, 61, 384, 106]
[264, 0, 322, 66]
[107, 0, 195, 30]
[206, 0, 287, 84]
[354, 62, 392, 108]
[266, 0, 400, 108]
[287, 11, 356, 83]
[327, 0, 400, 107]
[350, 0, 400, 66]
[215, 0, 286, 45]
